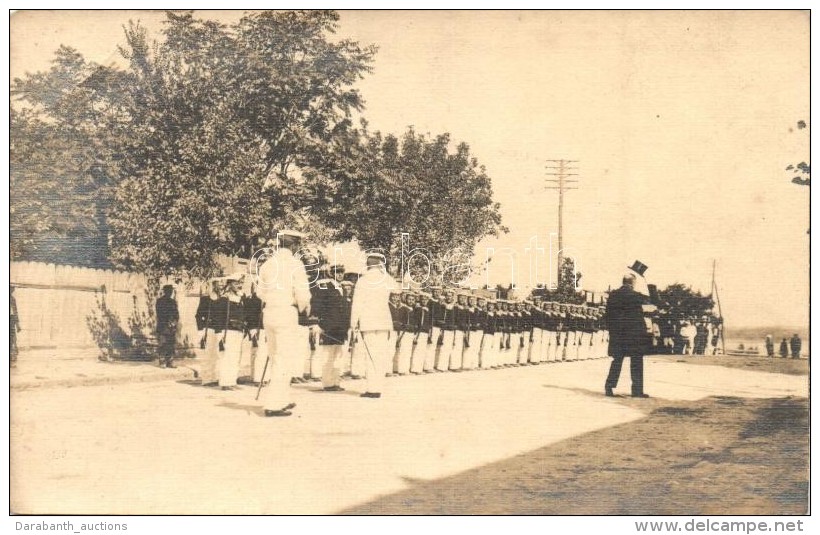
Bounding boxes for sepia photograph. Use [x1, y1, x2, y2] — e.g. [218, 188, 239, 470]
[7, 8, 810, 520]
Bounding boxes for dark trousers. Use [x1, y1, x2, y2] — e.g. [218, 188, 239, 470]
[158, 328, 176, 364]
[605, 355, 644, 395]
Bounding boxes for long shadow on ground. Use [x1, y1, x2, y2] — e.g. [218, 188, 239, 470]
[340, 396, 808, 515]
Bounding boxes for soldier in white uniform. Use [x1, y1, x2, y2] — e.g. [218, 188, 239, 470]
[350, 252, 395, 398]
[195, 279, 223, 386]
[218, 274, 246, 390]
[257, 230, 312, 417]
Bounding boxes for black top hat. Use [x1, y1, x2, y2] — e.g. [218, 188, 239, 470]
[628, 260, 648, 277]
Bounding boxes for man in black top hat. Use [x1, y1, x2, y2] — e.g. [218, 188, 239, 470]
[155, 285, 179, 368]
[604, 272, 651, 398]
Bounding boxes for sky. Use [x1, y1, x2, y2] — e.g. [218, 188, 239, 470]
[8, 10, 810, 328]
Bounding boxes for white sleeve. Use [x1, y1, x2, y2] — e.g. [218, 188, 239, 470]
[291, 257, 312, 312]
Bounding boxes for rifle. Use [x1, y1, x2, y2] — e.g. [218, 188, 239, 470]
[200, 298, 212, 350]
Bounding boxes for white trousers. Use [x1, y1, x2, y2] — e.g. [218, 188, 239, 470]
[426, 327, 441, 371]
[261, 325, 304, 411]
[451, 330, 466, 370]
[437, 330, 456, 371]
[321, 343, 345, 388]
[540, 329, 552, 362]
[360, 330, 391, 394]
[200, 331, 220, 384]
[350, 336, 366, 378]
[493, 333, 505, 366]
[218, 330, 244, 387]
[530, 329, 542, 363]
[554, 332, 566, 361]
[464, 330, 482, 369]
[396, 332, 414, 374]
[250, 330, 270, 383]
[409, 334, 426, 374]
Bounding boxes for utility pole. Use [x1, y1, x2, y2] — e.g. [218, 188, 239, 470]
[545, 159, 579, 286]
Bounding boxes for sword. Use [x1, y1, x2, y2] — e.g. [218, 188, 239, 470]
[255, 355, 269, 401]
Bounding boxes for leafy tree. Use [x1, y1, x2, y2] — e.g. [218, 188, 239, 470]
[11, 11, 377, 280]
[10, 46, 125, 266]
[304, 126, 506, 283]
[657, 283, 714, 320]
[11, 10, 506, 285]
[107, 11, 377, 279]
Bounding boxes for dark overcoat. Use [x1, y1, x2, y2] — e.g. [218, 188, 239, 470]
[606, 285, 649, 357]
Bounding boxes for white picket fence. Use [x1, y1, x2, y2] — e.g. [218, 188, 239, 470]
[10, 257, 248, 353]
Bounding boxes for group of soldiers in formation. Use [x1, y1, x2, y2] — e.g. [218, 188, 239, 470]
[189, 266, 612, 392]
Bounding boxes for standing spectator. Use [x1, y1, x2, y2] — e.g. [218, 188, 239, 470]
[779, 338, 789, 358]
[10, 286, 21, 368]
[155, 285, 179, 368]
[790, 334, 802, 359]
[604, 272, 652, 398]
[765, 335, 774, 358]
[680, 321, 697, 355]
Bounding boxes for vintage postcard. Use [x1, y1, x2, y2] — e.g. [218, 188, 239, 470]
[8, 9, 810, 521]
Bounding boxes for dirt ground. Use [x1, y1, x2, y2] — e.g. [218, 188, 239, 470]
[11, 355, 808, 515]
[343, 355, 810, 515]
[343, 394, 809, 515]
[669, 354, 809, 376]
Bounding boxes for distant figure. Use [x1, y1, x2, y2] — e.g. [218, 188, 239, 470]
[10, 286, 21, 368]
[155, 285, 179, 368]
[779, 338, 789, 358]
[790, 334, 802, 359]
[604, 272, 651, 398]
[765, 335, 774, 357]
[680, 321, 696, 355]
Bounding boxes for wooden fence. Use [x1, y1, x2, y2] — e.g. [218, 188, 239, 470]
[10, 257, 248, 352]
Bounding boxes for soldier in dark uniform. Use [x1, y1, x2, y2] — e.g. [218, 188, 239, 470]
[155, 285, 179, 368]
[388, 290, 404, 375]
[436, 289, 457, 371]
[528, 299, 542, 364]
[395, 292, 418, 375]
[483, 299, 499, 369]
[428, 287, 445, 372]
[242, 284, 266, 384]
[470, 296, 487, 369]
[410, 291, 431, 374]
[520, 300, 534, 364]
[311, 269, 350, 391]
[496, 300, 509, 365]
[199, 279, 228, 386]
[604, 273, 651, 398]
[451, 291, 470, 371]
[341, 281, 361, 379]
[219, 275, 247, 390]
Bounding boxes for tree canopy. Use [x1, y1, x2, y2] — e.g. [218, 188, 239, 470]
[11, 10, 507, 282]
[657, 283, 715, 320]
